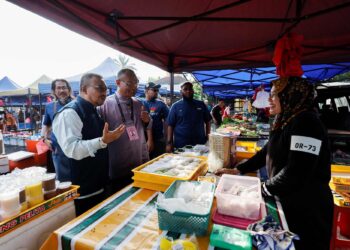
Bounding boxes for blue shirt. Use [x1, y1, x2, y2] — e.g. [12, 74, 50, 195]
[143, 99, 169, 140]
[43, 100, 68, 150]
[167, 99, 212, 148]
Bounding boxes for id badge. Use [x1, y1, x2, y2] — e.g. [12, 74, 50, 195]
[126, 125, 139, 141]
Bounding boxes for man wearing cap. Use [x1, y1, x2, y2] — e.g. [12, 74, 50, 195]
[166, 82, 212, 152]
[143, 82, 169, 159]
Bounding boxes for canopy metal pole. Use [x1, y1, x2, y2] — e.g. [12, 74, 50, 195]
[168, 54, 175, 104]
[170, 73, 174, 104]
[39, 93, 42, 124]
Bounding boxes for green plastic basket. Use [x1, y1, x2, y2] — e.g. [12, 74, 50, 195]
[157, 180, 215, 236]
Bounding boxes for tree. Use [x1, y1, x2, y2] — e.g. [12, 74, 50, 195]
[332, 71, 350, 82]
[114, 54, 136, 71]
[192, 82, 203, 100]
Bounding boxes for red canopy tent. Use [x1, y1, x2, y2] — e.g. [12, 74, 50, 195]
[8, 0, 350, 95]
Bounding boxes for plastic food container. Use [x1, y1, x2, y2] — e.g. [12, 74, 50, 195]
[42, 173, 56, 192]
[0, 191, 20, 212]
[19, 187, 26, 204]
[44, 189, 57, 200]
[210, 224, 252, 250]
[25, 182, 44, 207]
[215, 174, 262, 220]
[20, 202, 28, 212]
[57, 182, 72, 194]
[0, 207, 21, 221]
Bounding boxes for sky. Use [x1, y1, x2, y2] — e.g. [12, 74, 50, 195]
[0, 1, 167, 87]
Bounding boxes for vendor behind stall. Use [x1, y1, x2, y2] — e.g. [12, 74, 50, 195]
[166, 82, 212, 152]
[211, 99, 225, 128]
[216, 34, 333, 250]
[4, 110, 17, 132]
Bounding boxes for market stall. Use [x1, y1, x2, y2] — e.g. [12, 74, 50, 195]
[40, 185, 289, 250]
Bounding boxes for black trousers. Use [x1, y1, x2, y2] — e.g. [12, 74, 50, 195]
[104, 175, 134, 198]
[150, 138, 166, 159]
[74, 191, 106, 216]
[280, 189, 333, 250]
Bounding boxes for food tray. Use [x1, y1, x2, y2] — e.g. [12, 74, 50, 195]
[157, 180, 215, 236]
[132, 154, 208, 191]
[212, 208, 262, 230]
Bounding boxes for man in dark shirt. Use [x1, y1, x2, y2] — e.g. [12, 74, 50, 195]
[166, 82, 212, 151]
[211, 99, 225, 128]
[143, 82, 169, 159]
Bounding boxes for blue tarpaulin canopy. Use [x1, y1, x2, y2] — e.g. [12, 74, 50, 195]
[193, 63, 350, 98]
[39, 80, 177, 97]
[0, 76, 21, 91]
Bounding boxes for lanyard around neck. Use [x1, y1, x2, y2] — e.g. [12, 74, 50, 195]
[115, 94, 134, 123]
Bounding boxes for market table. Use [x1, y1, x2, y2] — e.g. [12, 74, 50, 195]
[40, 185, 289, 250]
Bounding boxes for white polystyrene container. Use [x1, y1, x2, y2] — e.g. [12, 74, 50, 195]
[0, 190, 20, 212]
[0, 206, 21, 221]
[215, 174, 262, 220]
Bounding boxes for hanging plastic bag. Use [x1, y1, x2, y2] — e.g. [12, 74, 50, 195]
[252, 90, 270, 109]
[36, 139, 49, 155]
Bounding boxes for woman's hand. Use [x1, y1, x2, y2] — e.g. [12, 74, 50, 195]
[214, 168, 240, 176]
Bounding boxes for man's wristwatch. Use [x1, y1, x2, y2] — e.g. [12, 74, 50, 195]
[99, 137, 107, 148]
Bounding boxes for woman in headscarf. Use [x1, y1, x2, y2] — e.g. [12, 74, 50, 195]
[216, 76, 333, 249]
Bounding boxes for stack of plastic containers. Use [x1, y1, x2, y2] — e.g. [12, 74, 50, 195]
[57, 182, 72, 194]
[42, 173, 57, 200]
[0, 166, 48, 221]
[0, 191, 20, 221]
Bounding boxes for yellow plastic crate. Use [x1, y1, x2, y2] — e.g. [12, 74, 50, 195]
[236, 141, 258, 160]
[236, 151, 256, 159]
[236, 141, 257, 149]
[132, 154, 208, 191]
[331, 164, 350, 173]
[330, 181, 350, 193]
[332, 176, 350, 185]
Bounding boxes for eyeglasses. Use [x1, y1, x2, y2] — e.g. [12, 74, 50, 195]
[91, 85, 107, 92]
[121, 80, 139, 88]
[149, 88, 159, 92]
[56, 86, 68, 90]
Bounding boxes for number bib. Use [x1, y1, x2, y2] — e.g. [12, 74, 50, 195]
[290, 135, 322, 155]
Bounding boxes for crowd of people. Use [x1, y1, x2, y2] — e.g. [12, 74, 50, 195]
[1, 67, 334, 248]
[39, 69, 213, 215]
[0, 107, 41, 133]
